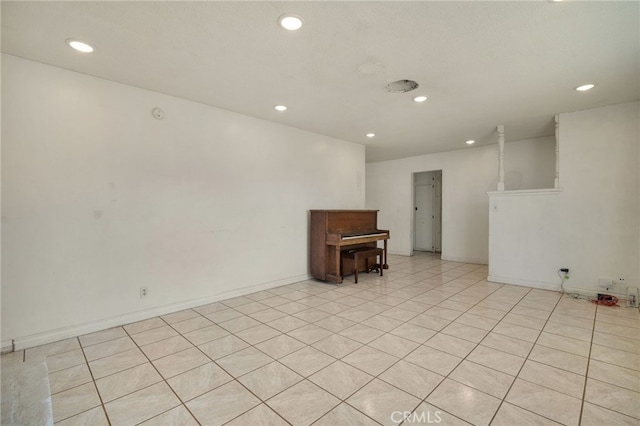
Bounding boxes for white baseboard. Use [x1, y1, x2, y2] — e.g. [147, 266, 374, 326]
[10, 273, 311, 352]
[441, 255, 487, 265]
[487, 275, 635, 302]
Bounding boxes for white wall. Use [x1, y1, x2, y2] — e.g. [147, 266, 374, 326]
[1, 54, 365, 349]
[489, 102, 640, 296]
[365, 136, 555, 263]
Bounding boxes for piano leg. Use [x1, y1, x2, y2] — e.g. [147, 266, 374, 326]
[383, 239, 389, 269]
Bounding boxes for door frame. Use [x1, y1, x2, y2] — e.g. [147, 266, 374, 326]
[411, 170, 443, 256]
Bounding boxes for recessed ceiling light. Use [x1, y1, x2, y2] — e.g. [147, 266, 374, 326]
[274, 105, 287, 112]
[575, 84, 595, 91]
[366, 133, 376, 138]
[413, 95, 428, 103]
[66, 39, 94, 53]
[278, 14, 303, 31]
[465, 140, 475, 145]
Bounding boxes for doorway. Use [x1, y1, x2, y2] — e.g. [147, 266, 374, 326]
[413, 170, 442, 252]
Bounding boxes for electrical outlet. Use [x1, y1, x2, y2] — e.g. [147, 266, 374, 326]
[618, 277, 626, 286]
[140, 287, 148, 298]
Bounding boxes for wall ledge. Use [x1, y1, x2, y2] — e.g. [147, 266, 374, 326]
[487, 188, 563, 197]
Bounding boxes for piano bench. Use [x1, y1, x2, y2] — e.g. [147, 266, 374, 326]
[341, 247, 384, 284]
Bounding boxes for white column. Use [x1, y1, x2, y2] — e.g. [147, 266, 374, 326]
[554, 114, 559, 189]
[497, 124, 505, 191]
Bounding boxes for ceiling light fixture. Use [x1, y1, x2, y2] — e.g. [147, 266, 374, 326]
[366, 133, 376, 138]
[413, 95, 428, 103]
[385, 79, 419, 93]
[274, 105, 288, 111]
[66, 39, 94, 53]
[465, 140, 475, 145]
[278, 14, 303, 31]
[575, 83, 595, 91]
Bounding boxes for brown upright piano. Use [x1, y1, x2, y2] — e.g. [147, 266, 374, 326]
[310, 210, 390, 283]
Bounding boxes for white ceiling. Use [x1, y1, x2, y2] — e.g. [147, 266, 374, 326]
[2, 1, 639, 162]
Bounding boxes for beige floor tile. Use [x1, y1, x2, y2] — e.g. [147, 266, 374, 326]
[193, 301, 228, 315]
[219, 316, 262, 333]
[152, 347, 210, 379]
[408, 313, 451, 331]
[51, 382, 101, 423]
[315, 301, 351, 315]
[161, 309, 200, 324]
[55, 406, 109, 426]
[347, 378, 421, 426]
[510, 306, 551, 320]
[222, 296, 255, 307]
[548, 312, 594, 330]
[79, 327, 127, 347]
[467, 305, 509, 319]
[83, 336, 137, 362]
[588, 359, 640, 392]
[95, 362, 162, 402]
[505, 378, 582, 426]
[140, 335, 194, 360]
[48, 363, 93, 395]
[424, 333, 476, 358]
[527, 344, 588, 375]
[453, 313, 499, 331]
[279, 346, 336, 377]
[581, 402, 639, 426]
[287, 324, 334, 345]
[235, 324, 282, 345]
[594, 321, 640, 341]
[234, 301, 270, 315]
[593, 331, 640, 354]
[170, 316, 214, 334]
[313, 315, 357, 333]
[25, 338, 80, 361]
[543, 321, 593, 343]
[139, 405, 199, 425]
[449, 360, 515, 398]
[273, 300, 307, 314]
[309, 360, 373, 400]
[491, 402, 562, 426]
[255, 334, 306, 359]
[225, 403, 289, 426]
[123, 317, 166, 335]
[389, 323, 436, 343]
[293, 308, 333, 323]
[342, 345, 399, 376]
[518, 360, 585, 398]
[423, 306, 463, 321]
[379, 360, 443, 399]
[198, 335, 249, 360]
[45, 349, 86, 374]
[590, 343, 640, 371]
[266, 315, 309, 333]
[404, 345, 462, 376]
[359, 314, 403, 332]
[426, 379, 501, 426]
[129, 325, 179, 347]
[502, 312, 547, 330]
[338, 323, 386, 344]
[215, 345, 274, 377]
[314, 403, 379, 426]
[584, 378, 640, 419]
[205, 308, 245, 323]
[536, 332, 590, 357]
[441, 322, 489, 344]
[167, 362, 233, 401]
[186, 380, 260, 426]
[238, 361, 303, 400]
[466, 345, 525, 376]
[312, 334, 363, 359]
[88, 347, 148, 379]
[412, 402, 472, 425]
[480, 332, 534, 358]
[493, 322, 541, 343]
[249, 307, 289, 323]
[366, 333, 419, 358]
[267, 380, 340, 426]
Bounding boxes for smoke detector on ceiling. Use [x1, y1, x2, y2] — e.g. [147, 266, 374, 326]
[385, 79, 419, 93]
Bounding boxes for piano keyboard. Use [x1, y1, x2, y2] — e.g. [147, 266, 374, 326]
[341, 232, 387, 240]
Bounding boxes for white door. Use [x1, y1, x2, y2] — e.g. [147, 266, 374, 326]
[414, 183, 434, 251]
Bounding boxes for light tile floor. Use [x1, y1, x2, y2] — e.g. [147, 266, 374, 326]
[3, 252, 640, 425]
